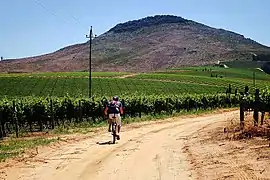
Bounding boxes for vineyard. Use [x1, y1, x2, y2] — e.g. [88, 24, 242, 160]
[0, 77, 225, 97]
[168, 66, 270, 80]
[0, 67, 269, 97]
[0, 93, 240, 137]
[1, 88, 270, 138]
[0, 66, 270, 138]
[0, 71, 130, 77]
[131, 73, 269, 91]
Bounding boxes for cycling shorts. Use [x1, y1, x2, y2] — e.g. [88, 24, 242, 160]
[109, 113, 121, 126]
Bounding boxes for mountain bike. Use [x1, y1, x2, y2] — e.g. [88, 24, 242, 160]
[111, 114, 119, 144]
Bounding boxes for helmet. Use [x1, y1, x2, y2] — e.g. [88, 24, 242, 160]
[113, 96, 119, 101]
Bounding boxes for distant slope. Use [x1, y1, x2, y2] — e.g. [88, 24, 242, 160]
[262, 62, 270, 74]
[1, 15, 270, 73]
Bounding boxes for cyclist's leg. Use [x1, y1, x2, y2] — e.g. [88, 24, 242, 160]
[116, 114, 121, 134]
[108, 114, 113, 132]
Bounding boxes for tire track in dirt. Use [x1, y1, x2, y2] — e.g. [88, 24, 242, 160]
[79, 121, 191, 178]
[2, 110, 268, 180]
[81, 115, 230, 180]
[0, 113, 221, 180]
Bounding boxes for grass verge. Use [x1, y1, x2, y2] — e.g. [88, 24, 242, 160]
[0, 138, 57, 162]
[52, 107, 238, 134]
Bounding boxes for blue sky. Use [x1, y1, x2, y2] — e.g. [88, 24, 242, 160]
[1, 0, 269, 59]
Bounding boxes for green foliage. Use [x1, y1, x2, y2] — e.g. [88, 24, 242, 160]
[0, 77, 225, 98]
[0, 93, 241, 136]
[261, 88, 270, 107]
[0, 66, 269, 98]
[164, 66, 270, 80]
[225, 60, 263, 69]
[239, 87, 270, 111]
[131, 70, 270, 93]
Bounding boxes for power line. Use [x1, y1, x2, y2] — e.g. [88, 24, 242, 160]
[33, 0, 88, 31]
[70, 14, 89, 30]
[32, 0, 91, 57]
[33, 0, 69, 26]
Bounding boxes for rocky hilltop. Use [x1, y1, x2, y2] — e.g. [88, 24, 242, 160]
[1, 15, 270, 72]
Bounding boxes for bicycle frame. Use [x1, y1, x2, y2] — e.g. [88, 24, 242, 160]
[111, 115, 118, 144]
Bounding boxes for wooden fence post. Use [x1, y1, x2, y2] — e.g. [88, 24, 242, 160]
[228, 84, 231, 94]
[228, 93, 231, 108]
[166, 98, 168, 114]
[139, 101, 142, 118]
[253, 89, 259, 127]
[240, 103, 244, 130]
[235, 88, 238, 96]
[79, 100, 82, 121]
[50, 99, 55, 129]
[261, 112, 265, 126]
[176, 99, 180, 113]
[0, 111, 3, 140]
[28, 109, 33, 132]
[12, 101, 19, 138]
[244, 86, 249, 95]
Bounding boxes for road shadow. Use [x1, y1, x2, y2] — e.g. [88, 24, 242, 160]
[96, 141, 118, 145]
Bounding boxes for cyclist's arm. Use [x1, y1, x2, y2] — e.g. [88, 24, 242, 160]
[104, 106, 108, 115]
[120, 107, 124, 115]
[119, 103, 124, 114]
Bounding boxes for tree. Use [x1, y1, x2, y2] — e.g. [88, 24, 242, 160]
[0, 56, 3, 61]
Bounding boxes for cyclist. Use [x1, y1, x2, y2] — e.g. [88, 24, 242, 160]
[104, 96, 123, 140]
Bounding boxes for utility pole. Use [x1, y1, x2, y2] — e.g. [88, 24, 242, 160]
[253, 71, 255, 88]
[86, 26, 93, 98]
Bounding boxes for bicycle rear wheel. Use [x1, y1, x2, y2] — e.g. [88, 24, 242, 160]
[112, 122, 117, 144]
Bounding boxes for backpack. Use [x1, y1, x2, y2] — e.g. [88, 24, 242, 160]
[108, 100, 120, 113]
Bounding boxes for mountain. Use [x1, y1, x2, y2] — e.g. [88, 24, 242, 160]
[1, 15, 270, 73]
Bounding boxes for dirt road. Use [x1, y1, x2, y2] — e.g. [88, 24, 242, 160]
[1, 111, 269, 180]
